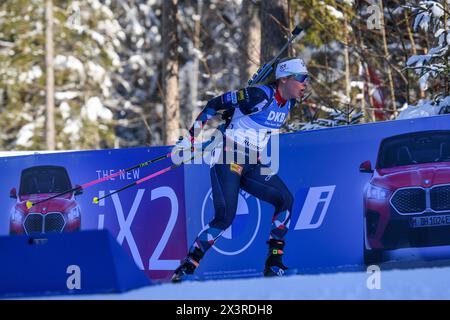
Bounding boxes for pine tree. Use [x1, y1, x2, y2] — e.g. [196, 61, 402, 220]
[0, 0, 122, 150]
[286, 0, 359, 131]
[400, 0, 450, 117]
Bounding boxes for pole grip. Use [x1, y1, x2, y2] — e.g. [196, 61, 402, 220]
[292, 24, 303, 36]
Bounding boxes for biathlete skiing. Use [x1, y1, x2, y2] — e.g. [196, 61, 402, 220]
[171, 56, 309, 282]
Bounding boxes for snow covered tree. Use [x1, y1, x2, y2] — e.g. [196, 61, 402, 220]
[288, 0, 429, 128]
[178, 0, 243, 124]
[101, 0, 164, 147]
[400, 0, 450, 118]
[111, 0, 245, 145]
[0, 0, 46, 150]
[0, 0, 121, 150]
[286, 0, 362, 131]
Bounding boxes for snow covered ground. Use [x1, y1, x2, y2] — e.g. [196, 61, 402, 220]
[27, 263, 450, 300]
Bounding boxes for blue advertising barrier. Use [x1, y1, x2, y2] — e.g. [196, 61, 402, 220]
[0, 146, 187, 283]
[0, 230, 151, 297]
[184, 115, 450, 279]
[0, 114, 449, 293]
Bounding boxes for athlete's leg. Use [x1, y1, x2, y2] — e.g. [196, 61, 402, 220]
[241, 164, 294, 276]
[190, 162, 242, 255]
[241, 165, 293, 240]
[172, 162, 243, 282]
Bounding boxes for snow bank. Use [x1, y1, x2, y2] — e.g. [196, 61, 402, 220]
[25, 264, 450, 300]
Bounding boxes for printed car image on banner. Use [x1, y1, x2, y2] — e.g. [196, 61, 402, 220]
[0, 147, 187, 281]
[9, 165, 82, 235]
[360, 130, 450, 265]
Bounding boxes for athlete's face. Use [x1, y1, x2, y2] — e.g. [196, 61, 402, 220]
[280, 74, 309, 100]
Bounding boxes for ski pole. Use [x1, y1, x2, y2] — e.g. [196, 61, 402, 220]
[25, 147, 184, 209]
[92, 150, 203, 204]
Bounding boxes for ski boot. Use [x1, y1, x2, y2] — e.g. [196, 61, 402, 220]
[171, 248, 204, 283]
[263, 239, 292, 277]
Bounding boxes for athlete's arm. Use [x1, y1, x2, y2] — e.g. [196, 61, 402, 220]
[230, 87, 270, 115]
[188, 87, 270, 138]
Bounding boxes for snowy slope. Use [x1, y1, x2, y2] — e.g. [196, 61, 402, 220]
[28, 265, 450, 300]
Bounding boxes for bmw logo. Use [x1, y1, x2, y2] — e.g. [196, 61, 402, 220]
[201, 189, 261, 256]
[424, 179, 431, 184]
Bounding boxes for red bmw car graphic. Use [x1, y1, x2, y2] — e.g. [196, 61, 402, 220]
[360, 130, 450, 265]
[9, 165, 82, 235]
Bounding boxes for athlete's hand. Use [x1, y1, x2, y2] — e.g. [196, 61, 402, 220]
[173, 136, 194, 154]
[173, 134, 218, 157]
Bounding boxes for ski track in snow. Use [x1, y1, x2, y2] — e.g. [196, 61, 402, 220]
[25, 265, 450, 300]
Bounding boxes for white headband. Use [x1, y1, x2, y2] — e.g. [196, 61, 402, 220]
[275, 58, 308, 79]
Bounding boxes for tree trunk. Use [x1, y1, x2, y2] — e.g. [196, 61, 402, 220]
[343, 10, 351, 103]
[45, 0, 55, 150]
[444, 2, 449, 96]
[162, 0, 180, 145]
[379, 0, 397, 118]
[356, 29, 370, 123]
[404, 9, 424, 100]
[260, 0, 289, 63]
[240, 0, 261, 86]
[359, 62, 367, 124]
[190, 0, 202, 123]
[363, 61, 376, 122]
